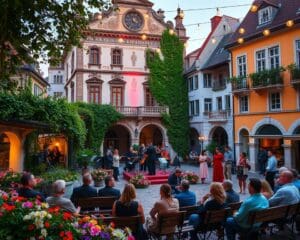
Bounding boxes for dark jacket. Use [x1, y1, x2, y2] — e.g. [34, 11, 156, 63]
[168, 173, 182, 191]
[17, 187, 45, 201]
[98, 186, 121, 198]
[70, 185, 97, 203]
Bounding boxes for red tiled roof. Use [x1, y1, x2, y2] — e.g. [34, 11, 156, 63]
[226, 0, 300, 48]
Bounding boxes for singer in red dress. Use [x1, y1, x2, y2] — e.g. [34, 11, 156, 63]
[213, 147, 224, 182]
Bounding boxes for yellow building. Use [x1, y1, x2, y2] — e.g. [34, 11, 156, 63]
[226, 0, 300, 170]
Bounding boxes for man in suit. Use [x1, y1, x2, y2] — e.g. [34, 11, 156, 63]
[71, 173, 97, 203]
[168, 168, 182, 194]
[145, 143, 157, 175]
[98, 176, 121, 198]
[18, 172, 45, 201]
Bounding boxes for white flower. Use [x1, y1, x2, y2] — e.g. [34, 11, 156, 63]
[41, 229, 47, 237]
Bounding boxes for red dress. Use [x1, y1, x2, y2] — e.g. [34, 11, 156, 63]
[213, 153, 224, 182]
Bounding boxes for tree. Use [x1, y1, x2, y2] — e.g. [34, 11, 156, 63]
[146, 30, 189, 157]
[0, 0, 111, 88]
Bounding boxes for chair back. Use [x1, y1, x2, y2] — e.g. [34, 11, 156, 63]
[77, 196, 117, 211]
[157, 211, 186, 235]
[204, 208, 229, 225]
[102, 215, 142, 233]
[286, 202, 300, 219]
[228, 201, 242, 216]
[179, 205, 199, 219]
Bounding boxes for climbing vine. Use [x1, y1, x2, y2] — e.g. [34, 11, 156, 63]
[146, 29, 189, 156]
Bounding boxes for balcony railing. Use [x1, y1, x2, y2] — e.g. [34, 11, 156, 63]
[208, 110, 230, 122]
[115, 106, 169, 117]
[289, 64, 300, 87]
[231, 76, 250, 94]
[250, 68, 284, 90]
[212, 81, 226, 91]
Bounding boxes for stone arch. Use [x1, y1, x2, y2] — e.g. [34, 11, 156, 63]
[251, 118, 286, 136]
[139, 123, 165, 147]
[239, 128, 250, 155]
[236, 126, 250, 142]
[189, 128, 200, 152]
[288, 119, 300, 135]
[255, 124, 283, 136]
[209, 126, 228, 149]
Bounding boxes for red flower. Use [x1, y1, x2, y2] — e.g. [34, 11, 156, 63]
[59, 231, 65, 237]
[110, 222, 115, 228]
[63, 212, 72, 221]
[2, 203, 15, 211]
[44, 221, 50, 228]
[48, 206, 60, 213]
[28, 224, 35, 231]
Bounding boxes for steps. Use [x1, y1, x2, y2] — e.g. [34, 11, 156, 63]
[123, 170, 170, 185]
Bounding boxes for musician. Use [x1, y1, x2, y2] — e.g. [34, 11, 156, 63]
[139, 144, 147, 171]
[124, 146, 138, 172]
[145, 143, 157, 175]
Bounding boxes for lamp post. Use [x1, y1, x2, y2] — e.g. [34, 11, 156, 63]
[198, 135, 206, 152]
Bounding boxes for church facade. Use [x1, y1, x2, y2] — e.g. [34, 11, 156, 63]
[61, 0, 187, 155]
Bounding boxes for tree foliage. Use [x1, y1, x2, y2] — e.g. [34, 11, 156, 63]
[0, 0, 111, 86]
[146, 30, 189, 156]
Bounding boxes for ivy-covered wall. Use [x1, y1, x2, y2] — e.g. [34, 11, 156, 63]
[146, 30, 189, 156]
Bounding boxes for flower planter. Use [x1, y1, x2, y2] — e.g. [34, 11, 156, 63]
[94, 180, 104, 187]
[134, 184, 149, 189]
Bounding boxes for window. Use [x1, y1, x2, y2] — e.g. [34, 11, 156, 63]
[239, 96, 249, 113]
[188, 77, 193, 91]
[225, 95, 231, 110]
[256, 50, 266, 72]
[33, 84, 43, 96]
[89, 47, 100, 65]
[71, 52, 74, 73]
[53, 75, 63, 84]
[268, 46, 280, 69]
[269, 92, 281, 111]
[112, 87, 123, 106]
[145, 87, 156, 106]
[189, 100, 200, 116]
[53, 92, 63, 98]
[189, 101, 195, 116]
[195, 99, 199, 115]
[258, 7, 272, 25]
[112, 48, 122, 65]
[88, 85, 101, 104]
[216, 97, 222, 111]
[237, 55, 247, 77]
[194, 75, 199, 90]
[204, 98, 212, 114]
[295, 40, 300, 66]
[203, 73, 212, 88]
[71, 82, 75, 103]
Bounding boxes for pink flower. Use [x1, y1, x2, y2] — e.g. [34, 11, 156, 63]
[22, 201, 33, 208]
[127, 236, 135, 240]
[90, 225, 101, 236]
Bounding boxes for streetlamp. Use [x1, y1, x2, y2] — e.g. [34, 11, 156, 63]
[198, 135, 207, 152]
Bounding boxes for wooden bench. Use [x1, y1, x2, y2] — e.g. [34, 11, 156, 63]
[75, 196, 117, 214]
[228, 201, 242, 216]
[102, 215, 143, 234]
[179, 205, 199, 221]
[148, 211, 186, 240]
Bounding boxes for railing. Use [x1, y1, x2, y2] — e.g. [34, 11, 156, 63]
[212, 81, 226, 91]
[289, 66, 300, 86]
[208, 110, 230, 122]
[250, 68, 284, 89]
[115, 106, 168, 117]
[231, 77, 249, 91]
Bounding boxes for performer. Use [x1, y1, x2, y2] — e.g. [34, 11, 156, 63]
[199, 150, 209, 184]
[212, 147, 224, 182]
[145, 143, 157, 175]
[138, 143, 147, 171]
[124, 147, 138, 172]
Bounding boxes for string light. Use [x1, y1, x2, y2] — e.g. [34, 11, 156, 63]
[239, 28, 245, 34]
[211, 37, 216, 44]
[263, 29, 270, 36]
[118, 37, 124, 43]
[237, 38, 244, 44]
[169, 29, 175, 35]
[286, 20, 294, 27]
[250, 4, 258, 12]
[141, 34, 147, 40]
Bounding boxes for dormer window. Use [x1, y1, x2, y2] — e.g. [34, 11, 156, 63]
[258, 7, 274, 25]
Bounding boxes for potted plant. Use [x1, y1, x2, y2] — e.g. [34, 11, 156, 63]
[76, 149, 95, 174]
[183, 171, 199, 184]
[91, 169, 108, 187]
[129, 174, 150, 188]
[0, 170, 22, 191]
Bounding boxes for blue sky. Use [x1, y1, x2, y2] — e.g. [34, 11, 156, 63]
[151, 0, 253, 53]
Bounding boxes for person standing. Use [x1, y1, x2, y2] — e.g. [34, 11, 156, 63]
[224, 146, 233, 180]
[112, 149, 120, 181]
[145, 143, 157, 176]
[198, 150, 209, 184]
[212, 147, 224, 182]
[257, 147, 268, 174]
[265, 150, 278, 190]
[237, 152, 250, 194]
[138, 144, 147, 171]
[105, 145, 113, 169]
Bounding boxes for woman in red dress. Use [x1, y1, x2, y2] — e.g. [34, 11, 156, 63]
[213, 147, 224, 182]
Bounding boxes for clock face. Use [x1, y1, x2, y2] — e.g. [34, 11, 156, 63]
[124, 11, 144, 32]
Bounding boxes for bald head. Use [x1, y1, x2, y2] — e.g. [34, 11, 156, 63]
[279, 170, 294, 185]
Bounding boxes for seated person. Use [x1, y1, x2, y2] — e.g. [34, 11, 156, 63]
[112, 183, 146, 239]
[189, 182, 227, 240]
[225, 178, 269, 240]
[222, 180, 240, 204]
[269, 170, 300, 207]
[46, 180, 80, 214]
[168, 168, 182, 194]
[174, 180, 196, 207]
[291, 169, 300, 192]
[98, 176, 121, 199]
[70, 173, 97, 206]
[146, 184, 179, 234]
[273, 167, 288, 192]
[18, 173, 45, 201]
[260, 180, 273, 199]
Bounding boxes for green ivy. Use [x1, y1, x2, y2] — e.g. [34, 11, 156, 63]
[146, 30, 189, 156]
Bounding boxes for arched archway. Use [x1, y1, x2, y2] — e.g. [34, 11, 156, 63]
[239, 128, 249, 155]
[139, 124, 163, 147]
[211, 127, 228, 149]
[104, 125, 131, 155]
[0, 133, 10, 170]
[189, 128, 200, 153]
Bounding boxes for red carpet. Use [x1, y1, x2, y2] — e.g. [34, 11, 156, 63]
[123, 170, 170, 185]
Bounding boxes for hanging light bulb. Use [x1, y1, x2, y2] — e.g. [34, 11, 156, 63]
[250, 5, 258, 12]
[237, 38, 244, 44]
[141, 34, 147, 41]
[118, 37, 124, 43]
[263, 29, 270, 36]
[239, 28, 245, 34]
[286, 20, 294, 27]
[211, 37, 216, 44]
[169, 29, 174, 35]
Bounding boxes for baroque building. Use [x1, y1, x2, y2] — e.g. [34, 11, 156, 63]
[62, 0, 187, 155]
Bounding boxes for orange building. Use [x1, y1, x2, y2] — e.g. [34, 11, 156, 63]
[226, 0, 300, 170]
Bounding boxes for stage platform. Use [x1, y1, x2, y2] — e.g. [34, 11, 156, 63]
[123, 170, 170, 185]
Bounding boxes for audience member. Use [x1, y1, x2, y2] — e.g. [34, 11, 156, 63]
[146, 184, 179, 234]
[225, 178, 269, 240]
[224, 146, 234, 180]
[236, 152, 249, 194]
[189, 182, 227, 240]
[18, 173, 45, 201]
[46, 180, 80, 214]
[70, 173, 97, 203]
[265, 150, 278, 190]
[269, 170, 300, 207]
[260, 180, 273, 199]
[98, 176, 121, 199]
[222, 180, 240, 204]
[174, 180, 196, 207]
[273, 167, 288, 192]
[291, 169, 300, 192]
[168, 168, 182, 194]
